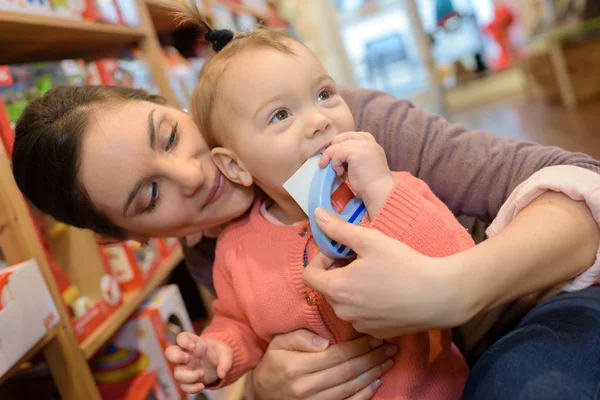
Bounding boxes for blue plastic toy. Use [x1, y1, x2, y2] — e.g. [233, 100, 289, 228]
[308, 162, 367, 259]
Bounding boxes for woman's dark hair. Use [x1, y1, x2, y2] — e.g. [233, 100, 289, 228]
[12, 85, 166, 239]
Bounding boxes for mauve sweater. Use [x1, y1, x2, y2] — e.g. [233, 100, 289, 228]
[182, 86, 600, 361]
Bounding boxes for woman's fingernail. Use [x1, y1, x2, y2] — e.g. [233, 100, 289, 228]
[384, 345, 398, 357]
[313, 336, 330, 349]
[382, 359, 394, 370]
[315, 207, 329, 222]
[369, 338, 384, 348]
[371, 379, 382, 390]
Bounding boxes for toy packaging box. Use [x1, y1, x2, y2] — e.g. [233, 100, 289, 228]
[99, 240, 163, 292]
[142, 285, 241, 400]
[0, 259, 60, 377]
[97, 307, 186, 400]
[143, 285, 193, 342]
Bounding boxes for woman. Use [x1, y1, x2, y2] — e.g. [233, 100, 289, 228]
[12, 84, 600, 399]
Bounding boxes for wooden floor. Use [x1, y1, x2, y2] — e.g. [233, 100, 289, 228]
[449, 96, 600, 160]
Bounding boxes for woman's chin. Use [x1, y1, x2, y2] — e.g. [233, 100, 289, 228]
[200, 183, 255, 228]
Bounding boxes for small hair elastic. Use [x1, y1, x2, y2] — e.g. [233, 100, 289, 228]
[204, 29, 235, 52]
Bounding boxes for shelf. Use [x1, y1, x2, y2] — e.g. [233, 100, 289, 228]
[216, 0, 267, 21]
[0, 324, 60, 386]
[80, 248, 183, 359]
[0, 11, 146, 64]
[145, 0, 212, 34]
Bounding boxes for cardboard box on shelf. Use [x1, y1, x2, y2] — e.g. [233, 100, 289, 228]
[0, 259, 60, 378]
[96, 307, 186, 400]
[46, 222, 123, 342]
[100, 240, 163, 292]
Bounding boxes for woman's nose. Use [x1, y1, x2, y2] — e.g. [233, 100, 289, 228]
[306, 113, 332, 138]
[170, 158, 205, 197]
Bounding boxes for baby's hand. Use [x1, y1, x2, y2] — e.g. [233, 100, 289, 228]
[320, 132, 393, 217]
[165, 332, 233, 394]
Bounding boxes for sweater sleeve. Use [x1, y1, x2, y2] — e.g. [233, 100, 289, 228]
[340, 86, 600, 222]
[361, 172, 474, 257]
[201, 242, 267, 388]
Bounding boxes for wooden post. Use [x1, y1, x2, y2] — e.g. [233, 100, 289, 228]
[405, 0, 448, 114]
[136, 0, 180, 107]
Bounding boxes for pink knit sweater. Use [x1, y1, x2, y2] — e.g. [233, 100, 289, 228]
[202, 172, 475, 399]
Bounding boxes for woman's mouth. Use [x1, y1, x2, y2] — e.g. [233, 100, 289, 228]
[204, 171, 226, 208]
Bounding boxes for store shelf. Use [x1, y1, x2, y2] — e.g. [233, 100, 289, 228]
[0, 324, 60, 386]
[0, 11, 146, 64]
[80, 248, 183, 359]
[145, 0, 212, 34]
[216, 0, 267, 21]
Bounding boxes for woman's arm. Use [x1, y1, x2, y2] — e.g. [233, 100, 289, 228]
[340, 86, 600, 221]
[303, 191, 599, 338]
[457, 191, 599, 315]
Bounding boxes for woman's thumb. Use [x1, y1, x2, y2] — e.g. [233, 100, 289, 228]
[269, 329, 330, 352]
[313, 207, 368, 255]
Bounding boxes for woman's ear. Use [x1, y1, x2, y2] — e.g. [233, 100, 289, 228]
[211, 147, 254, 187]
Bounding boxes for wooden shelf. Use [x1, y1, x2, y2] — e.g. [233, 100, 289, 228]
[0, 324, 60, 386]
[80, 248, 183, 359]
[215, 0, 267, 21]
[0, 11, 146, 64]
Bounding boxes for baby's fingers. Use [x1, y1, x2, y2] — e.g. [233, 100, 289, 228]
[176, 331, 199, 352]
[331, 132, 374, 145]
[174, 365, 205, 384]
[320, 143, 348, 175]
[216, 346, 234, 379]
[181, 382, 206, 394]
[165, 345, 190, 365]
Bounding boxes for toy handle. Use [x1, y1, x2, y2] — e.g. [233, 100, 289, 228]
[308, 162, 367, 259]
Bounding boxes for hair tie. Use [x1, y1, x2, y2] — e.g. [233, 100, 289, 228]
[204, 29, 235, 52]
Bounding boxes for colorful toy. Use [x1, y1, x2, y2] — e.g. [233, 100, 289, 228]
[484, 4, 516, 71]
[284, 155, 366, 259]
[93, 344, 150, 384]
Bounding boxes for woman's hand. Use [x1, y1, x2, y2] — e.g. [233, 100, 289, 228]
[302, 208, 467, 339]
[251, 329, 396, 400]
[304, 191, 600, 339]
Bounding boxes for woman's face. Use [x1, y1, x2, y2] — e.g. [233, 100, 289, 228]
[78, 100, 254, 240]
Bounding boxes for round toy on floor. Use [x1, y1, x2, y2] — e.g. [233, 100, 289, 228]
[93, 343, 150, 384]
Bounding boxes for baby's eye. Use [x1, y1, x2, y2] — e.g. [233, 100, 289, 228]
[317, 89, 332, 102]
[270, 109, 292, 124]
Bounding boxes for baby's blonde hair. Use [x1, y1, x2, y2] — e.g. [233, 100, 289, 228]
[175, 2, 297, 148]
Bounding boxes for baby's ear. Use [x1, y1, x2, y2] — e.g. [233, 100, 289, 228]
[211, 147, 254, 187]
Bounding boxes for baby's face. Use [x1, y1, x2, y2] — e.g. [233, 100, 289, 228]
[219, 41, 355, 199]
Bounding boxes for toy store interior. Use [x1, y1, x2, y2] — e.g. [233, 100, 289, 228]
[0, 0, 599, 399]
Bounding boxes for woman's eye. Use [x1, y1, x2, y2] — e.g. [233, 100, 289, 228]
[165, 123, 178, 151]
[145, 181, 159, 213]
[270, 109, 291, 124]
[317, 89, 332, 102]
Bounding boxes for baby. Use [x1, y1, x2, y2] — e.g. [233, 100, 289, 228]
[167, 5, 473, 399]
